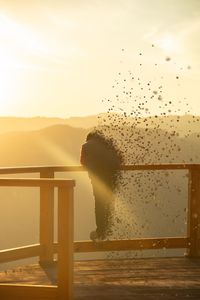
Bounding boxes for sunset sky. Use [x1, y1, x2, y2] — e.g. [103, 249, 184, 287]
[0, 0, 199, 118]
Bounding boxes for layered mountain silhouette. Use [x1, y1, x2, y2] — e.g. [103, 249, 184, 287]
[0, 114, 199, 167]
[0, 115, 100, 135]
[0, 124, 88, 167]
[0, 114, 200, 136]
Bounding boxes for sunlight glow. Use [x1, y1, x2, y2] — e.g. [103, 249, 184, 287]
[0, 2, 199, 117]
[0, 14, 66, 67]
[0, 49, 20, 109]
[0, 14, 45, 55]
[39, 137, 78, 165]
[158, 35, 180, 53]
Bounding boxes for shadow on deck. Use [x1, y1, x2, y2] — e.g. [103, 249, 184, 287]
[1, 257, 200, 300]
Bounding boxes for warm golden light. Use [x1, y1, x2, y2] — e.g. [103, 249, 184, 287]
[158, 35, 180, 53]
[0, 1, 199, 117]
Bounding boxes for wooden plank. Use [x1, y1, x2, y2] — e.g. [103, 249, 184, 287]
[52, 237, 189, 253]
[0, 244, 41, 263]
[0, 284, 57, 300]
[0, 164, 200, 176]
[121, 164, 200, 171]
[187, 168, 200, 257]
[57, 186, 74, 300]
[0, 165, 85, 175]
[0, 178, 75, 188]
[74, 237, 189, 252]
[1, 258, 200, 299]
[39, 171, 55, 265]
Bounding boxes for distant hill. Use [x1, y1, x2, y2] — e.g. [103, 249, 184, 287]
[0, 116, 200, 167]
[0, 114, 199, 136]
[0, 124, 88, 167]
[0, 115, 100, 135]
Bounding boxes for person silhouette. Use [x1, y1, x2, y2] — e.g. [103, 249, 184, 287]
[80, 130, 123, 241]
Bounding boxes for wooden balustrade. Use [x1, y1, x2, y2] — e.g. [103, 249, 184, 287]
[40, 171, 54, 265]
[0, 164, 200, 299]
[0, 178, 75, 300]
[187, 167, 200, 257]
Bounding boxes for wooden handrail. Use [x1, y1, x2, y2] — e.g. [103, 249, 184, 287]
[0, 244, 41, 263]
[0, 164, 200, 259]
[0, 178, 75, 300]
[0, 165, 85, 174]
[0, 237, 189, 263]
[0, 163, 200, 175]
[0, 178, 75, 187]
[0, 164, 200, 300]
[0, 285, 57, 300]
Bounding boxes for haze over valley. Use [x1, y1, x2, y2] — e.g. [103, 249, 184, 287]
[0, 113, 199, 268]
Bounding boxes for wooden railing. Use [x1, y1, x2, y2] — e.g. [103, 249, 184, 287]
[0, 177, 75, 300]
[0, 164, 200, 300]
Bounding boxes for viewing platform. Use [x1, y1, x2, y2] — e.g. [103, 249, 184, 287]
[1, 257, 200, 299]
[0, 164, 200, 299]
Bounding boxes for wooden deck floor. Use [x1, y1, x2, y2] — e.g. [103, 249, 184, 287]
[1, 257, 200, 299]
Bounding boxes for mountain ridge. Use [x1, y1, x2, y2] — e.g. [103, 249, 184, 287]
[0, 114, 200, 136]
[0, 119, 199, 168]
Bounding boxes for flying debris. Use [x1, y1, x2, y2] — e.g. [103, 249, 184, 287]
[96, 45, 199, 259]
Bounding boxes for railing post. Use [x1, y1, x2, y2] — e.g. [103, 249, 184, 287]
[57, 185, 74, 300]
[187, 167, 200, 257]
[39, 171, 54, 265]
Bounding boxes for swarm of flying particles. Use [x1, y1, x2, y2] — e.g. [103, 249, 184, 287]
[96, 46, 199, 259]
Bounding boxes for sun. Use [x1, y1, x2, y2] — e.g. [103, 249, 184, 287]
[158, 35, 180, 53]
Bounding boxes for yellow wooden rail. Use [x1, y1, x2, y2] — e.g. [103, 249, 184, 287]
[0, 164, 199, 258]
[0, 178, 75, 300]
[0, 163, 200, 175]
[0, 237, 189, 265]
[0, 164, 200, 300]
[0, 285, 57, 300]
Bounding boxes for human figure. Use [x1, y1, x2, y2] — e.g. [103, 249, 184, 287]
[80, 130, 123, 241]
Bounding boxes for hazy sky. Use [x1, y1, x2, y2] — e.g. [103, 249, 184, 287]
[0, 0, 199, 118]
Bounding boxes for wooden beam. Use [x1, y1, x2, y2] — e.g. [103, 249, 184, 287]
[74, 237, 189, 252]
[187, 168, 200, 257]
[39, 171, 54, 265]
[0, 284, 57, 300]
[57, 186, 74, 300]
[0, 244, 41, 263]
[1, 164, 200, 176]
[0, 237, 188, 263]
[121, 164, 194, 171]
[0, 178, 75, 188]
[52, 237, 189, 253]
[0, 165, 85, 175]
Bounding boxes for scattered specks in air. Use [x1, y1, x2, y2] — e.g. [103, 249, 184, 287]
[95, 44, 197, 259]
